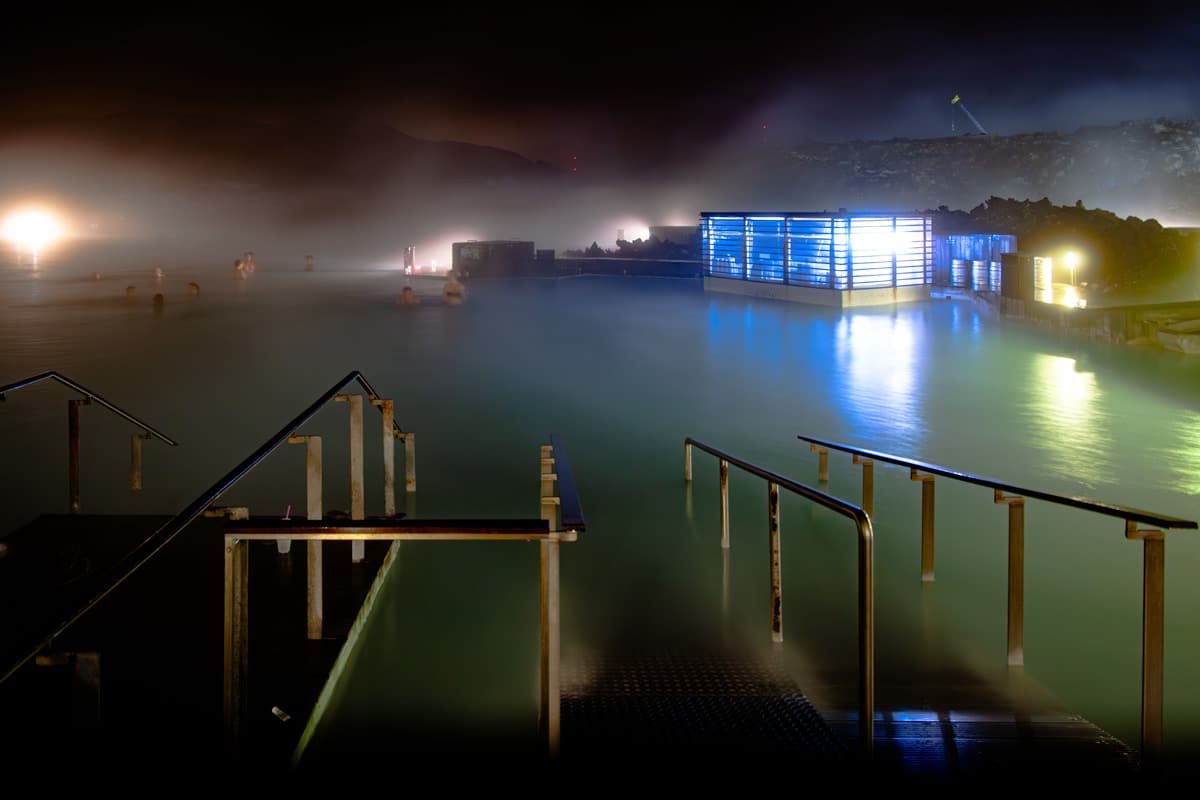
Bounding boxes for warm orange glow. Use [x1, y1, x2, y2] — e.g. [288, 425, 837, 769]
[3, 208, 62, 253]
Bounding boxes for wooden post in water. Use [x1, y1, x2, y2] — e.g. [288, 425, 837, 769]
[684, 441, 693, 482]
[911, 469, 936, 581]
[289, 434, 323, 639]
[1127, 522, 1165, 764]
[768, 481, 782, 643]
[371, 399, 396, 517]
[336, 394, 365, 562]
[68, 398, 90, 513]
[995, 491, 1025, 667]
[539, 444, 561, 757]
[719, 459, 730, 549]
[130, 431, 151, 491]
[811, 444, 829, 483]
[854, 454, 874, 517]
[402, 432, 416, 492]
[223, 533, 249, 748]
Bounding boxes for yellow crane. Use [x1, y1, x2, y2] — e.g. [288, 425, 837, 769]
[951, 94, 988, 135]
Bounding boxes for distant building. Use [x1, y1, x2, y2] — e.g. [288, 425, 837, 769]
[701, 211, 933, 307]
[451, 240, 538, 277]
[933, 233, 1018, 292]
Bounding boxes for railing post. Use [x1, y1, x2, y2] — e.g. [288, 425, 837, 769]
[371, 399, 396, 517]
[130, 431, 151, 491]
[810, 443, 829, 483]
[223, 533, 249, 749]
[684, 440, 693, 482]
[859, 515, 875, 755]
[853, 454, 874, 517]
[910, 469, 936, 581]
[539, 444, 561, 757]
[68, 397, 91, 513]
[768, 481, 783, 643]
[719, 458, 730, 549]
[1126, 521, 1165, 764]
[402, 432, 416, 492]
[289, 434, 323, 639]
[995, 491, 1025, 667]
[336, 394, 366, 562]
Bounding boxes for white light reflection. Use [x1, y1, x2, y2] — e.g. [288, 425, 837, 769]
[834, 313, 924, 448]
[1165, 411, 1200, 495]
[1024, 354, 1111, 486]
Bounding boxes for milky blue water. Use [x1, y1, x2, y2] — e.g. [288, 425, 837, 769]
[2, 256, 1198, 758]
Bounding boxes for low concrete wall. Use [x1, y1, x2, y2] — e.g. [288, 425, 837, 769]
[998, 296, 1200, 343]
[704, 277, 930, 308]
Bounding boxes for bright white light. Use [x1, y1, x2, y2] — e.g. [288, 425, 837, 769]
[1064, 251, 1080, 270]
[3, 209, 61, 253]
[1062, 285, 1087, 308]
[615, 220, 650, 243]
[849, 223, 895, 256]
[1038, 257, 1054, 303]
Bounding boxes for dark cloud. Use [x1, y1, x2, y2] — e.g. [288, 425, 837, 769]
[0, 9, 1196, 171]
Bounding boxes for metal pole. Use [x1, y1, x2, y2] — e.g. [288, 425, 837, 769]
[371, 399, 396, 517]
[289, 434, 323, 639]
[1127, 522, 1165, 763]
[223, 535, 248, 748]
[996, 491, 1024, 666]
[539, 444, 560, 757]
[859, 515, 875, 755]
[540, 538, 561, 758]
[722, 548, 731, 623]
[719, 459, 730, 549]
[403, 432, 416, 492]
[911, 469, 936, 581]
[854, 455, 874, 517]
[68, 398, 90, 513]
[814, 445, 829, 483]
[336, 394, 365, 562]
[684, 441, 692, 482]
[768, 481, 782, 643]
[130, 431, 150, 491]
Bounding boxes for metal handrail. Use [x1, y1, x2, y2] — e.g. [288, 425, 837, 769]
[798, 435, 1196, 530]
[684, 437, 874, 754]
[797, 433, 1197, 763]
[0, 370, 177, 445]
[0, 370, 400, 685]
[549, 433, 586, 531]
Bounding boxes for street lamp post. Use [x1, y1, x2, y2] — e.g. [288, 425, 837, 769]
[1064, 251, 1080, 286]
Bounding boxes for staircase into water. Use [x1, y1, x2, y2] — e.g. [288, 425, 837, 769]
[0, 370, 1194, 782]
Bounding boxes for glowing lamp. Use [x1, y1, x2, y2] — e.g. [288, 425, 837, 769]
[3, 210, 61, 253]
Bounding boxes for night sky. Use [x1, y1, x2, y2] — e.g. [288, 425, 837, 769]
[2, 10, 1197, 173]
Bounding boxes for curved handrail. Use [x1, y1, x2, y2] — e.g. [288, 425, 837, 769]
[797, 435, 1196, 530]
[685, 437, 874, 753]
[0, 369, 399, 684]
[549, 433, 586, 532]
[0, 371, 177, 446]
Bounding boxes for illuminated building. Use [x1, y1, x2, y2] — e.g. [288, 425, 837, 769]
[701, 211, 933, 307]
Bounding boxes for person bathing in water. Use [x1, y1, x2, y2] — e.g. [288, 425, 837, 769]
[442, 270, 466, 306]
[396, 285, 419, 305]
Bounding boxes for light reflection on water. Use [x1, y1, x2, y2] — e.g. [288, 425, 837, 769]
[2, 265, 1199, 757]
[833, 312, 924, 452]
[1023, 354, 1112, 487]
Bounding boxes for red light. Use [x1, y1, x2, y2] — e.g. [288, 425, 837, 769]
[761, 122, 767, 129]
